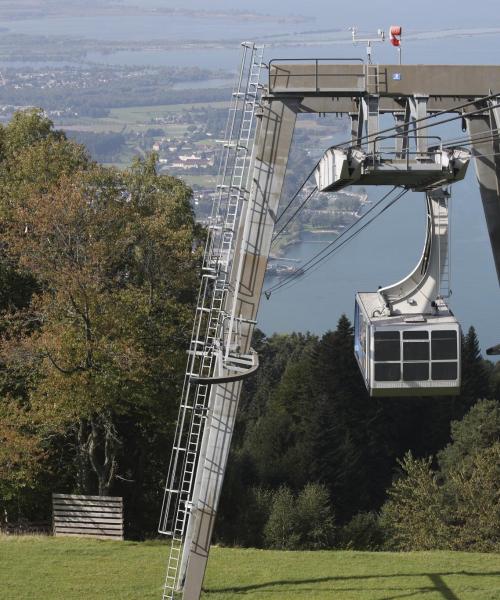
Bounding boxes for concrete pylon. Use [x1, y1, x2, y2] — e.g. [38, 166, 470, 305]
[182, 99, 297, 598]
[467, 105, 500, 284]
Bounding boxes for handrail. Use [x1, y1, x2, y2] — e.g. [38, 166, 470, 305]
[370, 135, 443, 169]
[374, 133, 443, 145]
[269, 58, 365, 93]
[269, 57, 364, 66]
[189, 349, 259, 385]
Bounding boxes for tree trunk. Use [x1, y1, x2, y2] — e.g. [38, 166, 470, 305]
[75, 418, 93, 494]
[87, 412, 121, 496]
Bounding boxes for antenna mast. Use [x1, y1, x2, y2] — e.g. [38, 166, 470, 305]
[350, 27, 385, 64]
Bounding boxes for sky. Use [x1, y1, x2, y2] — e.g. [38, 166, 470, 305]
[128, 0, 500, 29]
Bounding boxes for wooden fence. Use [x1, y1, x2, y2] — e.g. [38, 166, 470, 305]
[52, 493, 123, 540]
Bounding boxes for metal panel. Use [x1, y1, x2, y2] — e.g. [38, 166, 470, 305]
[269, 63, 500, 98]
[467, 108, 500, 283]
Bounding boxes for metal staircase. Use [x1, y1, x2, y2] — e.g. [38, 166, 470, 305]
[158, 42, 265, 600]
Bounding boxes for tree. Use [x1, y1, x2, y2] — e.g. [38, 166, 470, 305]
[264, 485, 299, 549]
[238, 332, 318, 488]
[294, 482, 335, 549]
[263, 483, 335, 550]
[309, 316, 389, 522]
[459, 326, 491, 411]
[381, 402, 500, 552]
[438, 399, 500, 477]
[380, 452, 451, 551]
[446, 442, 500, 552]
[2, 154, 202, 500]
[338, 511, 384, 550]
[0, 402, 46, 523]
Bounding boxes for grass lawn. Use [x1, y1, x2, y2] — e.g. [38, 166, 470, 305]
[0, 536, 499, 600]
[180, 174, 218, 188]
[107, 102, 230, 125]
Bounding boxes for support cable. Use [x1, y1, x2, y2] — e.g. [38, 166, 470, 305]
[264, 186, 405, 296]
[272, 186, 318, 245]
[441, 127, 500, 149]
[275, 165, 319, 224]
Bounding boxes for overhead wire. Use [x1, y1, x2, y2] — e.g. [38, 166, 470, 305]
[264, 186, 405, 297]
[274, 164, 319, 224]
[277, 188, 411, 296]
[442, 127, 500, 149]
[266, 187, 409, 297]
[271, 185, 318, 246]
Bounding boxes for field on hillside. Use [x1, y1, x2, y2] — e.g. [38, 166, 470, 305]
[0, 536, 499, 600]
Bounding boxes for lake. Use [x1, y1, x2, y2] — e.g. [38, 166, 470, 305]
[258, 177, 500, 357]
[0, 1, 498, 350]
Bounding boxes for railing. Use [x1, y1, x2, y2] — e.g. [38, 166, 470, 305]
[269, 58, 365, 93]
[369, 135, 443, 169]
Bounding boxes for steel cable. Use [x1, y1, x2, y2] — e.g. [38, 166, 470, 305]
[264, 186, 405, 296]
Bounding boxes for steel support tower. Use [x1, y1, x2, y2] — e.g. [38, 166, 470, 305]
[160, 58, 500, 600]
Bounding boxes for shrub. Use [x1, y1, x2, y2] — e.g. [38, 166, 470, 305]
[264, 483, 335, 550]
[379, 452, 451, 551]
[438, 399, 500, 477]
[294, 482, 335, 549]
[264, 485, 299, 549]
[380, 406, 500, 553]
[236, 486, 274, 548]
[338, 511, 384, 550]
[446, 442, 500, 552]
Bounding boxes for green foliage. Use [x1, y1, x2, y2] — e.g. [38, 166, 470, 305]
[437, 398, 500, 478]
[381, 401, 500, 552]
[491, 361, 500, 399]
[263, 483, 335, 550]
[446, 442, 500, 551]
[222, 316, 500, 551]
[380, 453, 450, 551]
[294, 482, 335, 549]
[0, 402, 45, 510]
[459, 326, 491, 411]
[2, 108, 55, 155]
[338, 512, 384, 550]
[264, 485, 299, 550]
[0, 110, 201, 530]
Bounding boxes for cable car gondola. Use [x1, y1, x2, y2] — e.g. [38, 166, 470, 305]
[353, 187, 461, 396]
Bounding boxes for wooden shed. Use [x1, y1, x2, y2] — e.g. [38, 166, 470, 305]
[52, 493, 123, 540]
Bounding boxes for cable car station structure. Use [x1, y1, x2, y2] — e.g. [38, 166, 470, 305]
[159, 45, 500, 599]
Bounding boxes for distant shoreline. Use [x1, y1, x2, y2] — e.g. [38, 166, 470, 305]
[0, 6, 313, 25]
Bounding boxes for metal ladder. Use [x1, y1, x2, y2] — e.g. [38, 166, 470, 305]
[437, 192, 451, 299]
[158, 42, 265, 600]
[365, 63, 380, 94]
